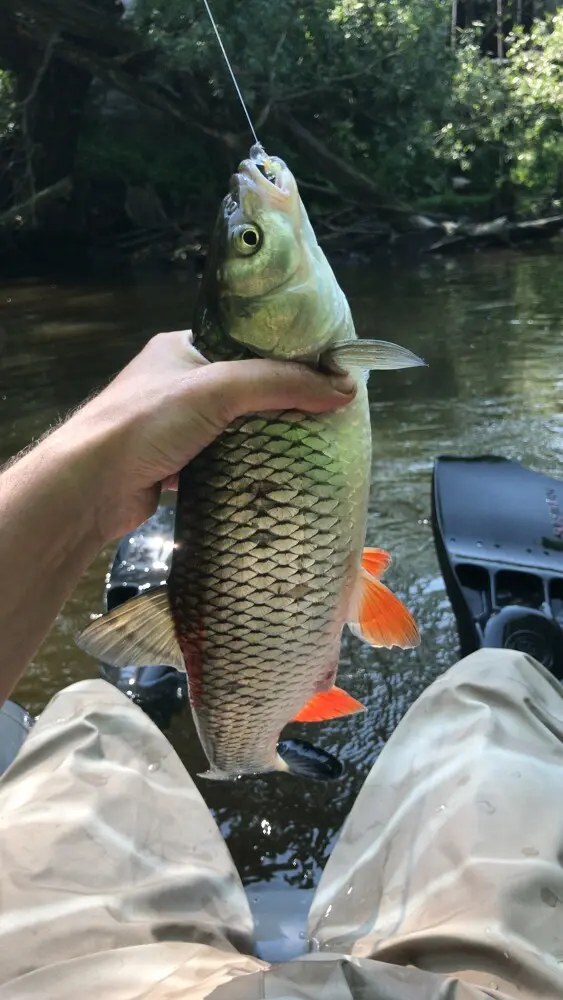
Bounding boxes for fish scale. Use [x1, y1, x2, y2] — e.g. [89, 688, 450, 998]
[168, 396, 371, 776]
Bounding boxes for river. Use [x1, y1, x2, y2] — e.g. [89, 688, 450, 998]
[1, 248, 562, 956]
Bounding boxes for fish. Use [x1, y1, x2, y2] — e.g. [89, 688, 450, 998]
[77, 144, 424, 782]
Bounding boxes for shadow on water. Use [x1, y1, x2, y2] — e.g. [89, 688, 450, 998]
[2, 248, 563, 949]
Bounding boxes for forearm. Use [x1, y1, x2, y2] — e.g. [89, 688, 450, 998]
[0, 425, 107, 704]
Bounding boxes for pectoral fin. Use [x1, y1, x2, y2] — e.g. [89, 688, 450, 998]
[292, 686, 364, 723]
[348, 566, 420, 650]
[324, 339, 426, 372]
[76, 585, 185, 671]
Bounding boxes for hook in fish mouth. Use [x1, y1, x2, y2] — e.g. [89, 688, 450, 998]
[256, 161, 278, 184]
[227, 146, 279, 206]
[226, 164, 276, 213]
[250, 143, 279, 184]
[224, 146, 293, 218]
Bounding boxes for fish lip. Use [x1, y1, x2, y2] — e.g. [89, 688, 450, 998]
[233, 158, 293, 210]
[236, 161, 288, 203]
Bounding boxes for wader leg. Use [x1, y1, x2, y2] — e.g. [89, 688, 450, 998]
[308, 649, 563, 999]
[0, 679, 259, 986]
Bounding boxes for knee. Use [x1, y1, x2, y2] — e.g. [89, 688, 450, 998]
[37, 678, 133, 727]
[429, 646, 563, 708]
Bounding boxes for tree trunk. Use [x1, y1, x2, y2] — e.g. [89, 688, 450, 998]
[15, 53, 92, 191]
[0, 11, 92, 213]
[497, 0, 504, 59]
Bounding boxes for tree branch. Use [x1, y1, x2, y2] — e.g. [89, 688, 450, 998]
[278, 108, 412, 222]
[0, 176, 71, 228]
[13, 19, 246, 149]
[19, 31, 60, 225]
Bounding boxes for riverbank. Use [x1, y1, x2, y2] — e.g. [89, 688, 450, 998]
[3, 192, 563, 282]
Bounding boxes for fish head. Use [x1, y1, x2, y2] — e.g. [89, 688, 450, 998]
[211, 144, 352, 361]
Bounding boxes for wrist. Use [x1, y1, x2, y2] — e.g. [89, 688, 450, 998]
[0, 407, 121, 699]
[47, 390, 159, 544]
[38, 411, 124, 551]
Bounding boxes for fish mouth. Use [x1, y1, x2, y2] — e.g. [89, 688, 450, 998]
[227, 144, 294, 211]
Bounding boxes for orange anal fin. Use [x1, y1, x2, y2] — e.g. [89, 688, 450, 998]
[362, 547, 391, 579]
[292, 686, 365, 723]
[348, 570, 420, 649]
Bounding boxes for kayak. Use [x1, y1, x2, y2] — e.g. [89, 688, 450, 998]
[432, 455, 563, 678]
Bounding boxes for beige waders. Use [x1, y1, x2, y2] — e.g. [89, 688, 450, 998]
[0, 648, 562, 999]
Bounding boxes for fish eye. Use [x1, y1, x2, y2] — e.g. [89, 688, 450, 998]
[232, 224, 262, 256]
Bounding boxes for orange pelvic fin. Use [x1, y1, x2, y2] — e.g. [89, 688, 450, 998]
[348, 566, 420, 650]
[292, 686, 365, 723]
[361, 547, 391, 579]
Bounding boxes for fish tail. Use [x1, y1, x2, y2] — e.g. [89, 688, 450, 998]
[275, 739, 343, 781]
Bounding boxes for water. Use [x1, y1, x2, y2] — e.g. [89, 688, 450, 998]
[1, 249, 563, 935]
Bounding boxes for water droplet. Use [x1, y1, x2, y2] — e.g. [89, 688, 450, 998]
[503, 951, 509, 960]
[436, 804, 446, 812]
[324, 904, 332, 918]
[299, 930, 306, 939]
[488, 982, 498, 990]
[148, 762, 160, 772]
[346, 885, 354, 895]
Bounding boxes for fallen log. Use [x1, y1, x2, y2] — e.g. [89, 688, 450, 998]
[0, 177, 72, 228]
[427, 214, 563, 253]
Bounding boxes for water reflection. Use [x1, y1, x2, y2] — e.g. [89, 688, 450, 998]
[1, 249, 563, 896]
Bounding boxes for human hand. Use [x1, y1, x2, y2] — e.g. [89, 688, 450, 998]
[55, 330, 356, 543]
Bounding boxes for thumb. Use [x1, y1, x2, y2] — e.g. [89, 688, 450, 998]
[194, 358, 357, 427]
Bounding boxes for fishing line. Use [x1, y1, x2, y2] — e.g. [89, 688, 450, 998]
[201, 0, 260, 145]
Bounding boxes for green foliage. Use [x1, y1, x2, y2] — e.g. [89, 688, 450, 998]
[73, 2, 563, 225]
[124, 0, 454, 200]
[414, 191, 493, 215]
[7, 0, 563, 242]
[0, 69, 15, 140]
[77, 110, 216, 209]
[437, 13, 563, 212]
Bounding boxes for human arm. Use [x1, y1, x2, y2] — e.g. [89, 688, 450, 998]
[0, 331, 355, 704]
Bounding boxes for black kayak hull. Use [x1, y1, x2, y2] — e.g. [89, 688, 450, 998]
[432, 455, 563, 677]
